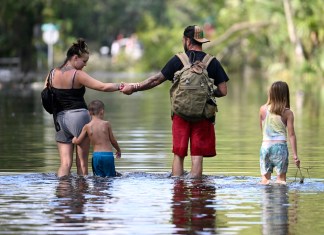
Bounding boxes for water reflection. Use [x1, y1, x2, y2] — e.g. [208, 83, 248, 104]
[1, 74, 324, 234]
[53, 177, 89, 228]
[261, 185, 289, 235]
[171, 178, 216, 234]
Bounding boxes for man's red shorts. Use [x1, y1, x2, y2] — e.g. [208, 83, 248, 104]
[172, 114, 216, 157]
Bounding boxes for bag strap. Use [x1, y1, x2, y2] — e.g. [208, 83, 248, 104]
[47, 69, 55, 88]
[202, 54, 215, 67]
[177, 52, 215, 68]
[176, 52, 190, 67]
[201, 54, 216, 99]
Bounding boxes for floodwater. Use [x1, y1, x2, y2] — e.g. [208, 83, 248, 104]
[1, 73, 324, 234]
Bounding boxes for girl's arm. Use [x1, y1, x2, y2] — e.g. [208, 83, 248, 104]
[286, 110, 300, 167]
[72, 125, 88, 145]
[259, 105, 266, 132]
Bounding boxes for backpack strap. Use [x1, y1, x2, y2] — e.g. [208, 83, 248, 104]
[176, 52, 190, 67]
[177, 52, 214, 67]
[202, 54, 215, 67]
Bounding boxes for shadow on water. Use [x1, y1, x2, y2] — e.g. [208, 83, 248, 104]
[0, 172, 324, 234]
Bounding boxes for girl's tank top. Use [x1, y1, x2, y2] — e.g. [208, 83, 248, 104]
[262, 106, 287, 141]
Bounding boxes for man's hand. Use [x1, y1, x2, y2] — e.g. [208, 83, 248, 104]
[121, 83, 134, 95]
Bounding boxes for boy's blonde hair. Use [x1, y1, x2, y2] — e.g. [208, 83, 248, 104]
[266, 81, 290, 115]
[88, 100, 104, 115]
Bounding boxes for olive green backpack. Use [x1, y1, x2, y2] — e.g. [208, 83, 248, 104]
[170, 52, 218, 121]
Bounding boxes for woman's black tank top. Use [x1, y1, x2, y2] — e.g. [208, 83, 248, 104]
[52, 70, 87, 112]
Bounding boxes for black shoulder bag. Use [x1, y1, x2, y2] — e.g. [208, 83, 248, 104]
[41, 69, 61, 131]
[41, 69, 55, 114]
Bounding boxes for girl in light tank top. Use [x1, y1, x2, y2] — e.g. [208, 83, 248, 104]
[259, 81, 300, 184]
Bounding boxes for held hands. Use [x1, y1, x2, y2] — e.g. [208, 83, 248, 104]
[119, 82, 140, 95]
[120, 83, 134, 95]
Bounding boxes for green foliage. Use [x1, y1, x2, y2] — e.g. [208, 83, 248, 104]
[0, 0, 44, 71]
[135, 13, 181, 71]
[0, 0, 323, 87]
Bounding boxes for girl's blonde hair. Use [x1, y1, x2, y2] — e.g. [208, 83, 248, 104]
[266, 81, 290, 115]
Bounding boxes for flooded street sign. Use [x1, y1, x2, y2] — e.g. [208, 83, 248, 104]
[41, 23, 59, 69]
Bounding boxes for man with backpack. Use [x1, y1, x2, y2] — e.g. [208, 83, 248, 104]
[121, 25, 229, 178]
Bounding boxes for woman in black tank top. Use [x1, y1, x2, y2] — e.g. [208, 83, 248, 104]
[43, 38, 124, 178]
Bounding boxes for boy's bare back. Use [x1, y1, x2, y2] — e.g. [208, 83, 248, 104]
[86, 118, 114, 152]
[72, 100, 121, 158]
[73, 115, 120, 156]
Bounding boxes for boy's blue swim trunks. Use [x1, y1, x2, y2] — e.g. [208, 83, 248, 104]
[92, 152, 116, 177]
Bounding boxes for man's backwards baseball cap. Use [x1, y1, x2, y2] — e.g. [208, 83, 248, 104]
[183, 25, 210, 43]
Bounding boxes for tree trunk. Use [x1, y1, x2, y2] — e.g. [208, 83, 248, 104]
[283, 0, 307, 62]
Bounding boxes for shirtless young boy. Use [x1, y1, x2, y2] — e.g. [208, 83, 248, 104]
[72, 100, 121, 177]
